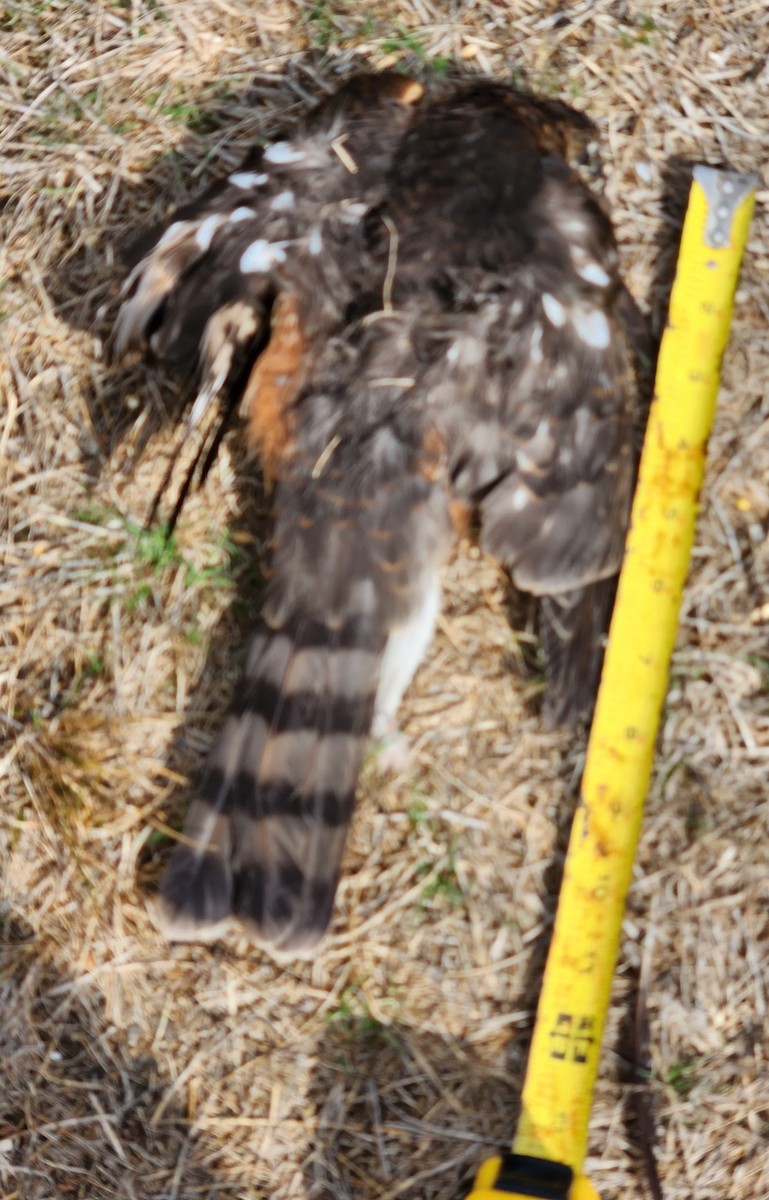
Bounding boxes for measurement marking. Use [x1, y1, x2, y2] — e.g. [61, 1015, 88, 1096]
[548, 1014, 597, 1064]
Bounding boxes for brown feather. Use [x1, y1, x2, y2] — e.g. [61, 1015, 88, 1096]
[241, 292, 310, 480]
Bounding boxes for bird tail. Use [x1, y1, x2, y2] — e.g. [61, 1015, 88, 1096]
[156, 439, 451, 957]
[157, 600, 385, 957]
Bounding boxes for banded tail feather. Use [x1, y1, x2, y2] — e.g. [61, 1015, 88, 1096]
[156, 420, 453, 954]
[157, 606, 386, 955]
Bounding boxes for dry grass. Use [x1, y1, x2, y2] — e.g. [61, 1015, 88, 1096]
[2, 2, 769, 1198]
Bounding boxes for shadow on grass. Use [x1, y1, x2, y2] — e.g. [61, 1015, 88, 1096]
[1, 910, 525, 1200]
[303, 1015, 522, 1200]
[0, 909, 224, 1200]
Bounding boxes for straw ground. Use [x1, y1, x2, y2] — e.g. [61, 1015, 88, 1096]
[2, 2, 768, 1198]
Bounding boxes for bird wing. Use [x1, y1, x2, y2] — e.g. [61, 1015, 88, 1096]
[376, 83, 648, 719]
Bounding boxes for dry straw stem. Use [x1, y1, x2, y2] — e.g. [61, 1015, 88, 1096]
[1, 2, 768, 1198]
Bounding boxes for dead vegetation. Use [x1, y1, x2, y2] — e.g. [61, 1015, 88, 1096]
[2, 2, 769, 1198]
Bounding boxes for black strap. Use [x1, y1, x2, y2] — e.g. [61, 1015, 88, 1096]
[491, 1154, 573, 1199]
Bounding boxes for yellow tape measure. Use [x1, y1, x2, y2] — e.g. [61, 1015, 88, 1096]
[467, 165, 757, 1200]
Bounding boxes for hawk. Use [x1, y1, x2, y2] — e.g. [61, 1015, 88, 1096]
[116, 72, 647, 958]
